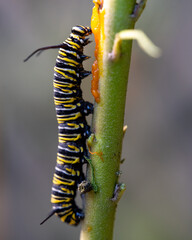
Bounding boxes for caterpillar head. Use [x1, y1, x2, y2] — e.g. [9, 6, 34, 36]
[71, 25, 92, 37]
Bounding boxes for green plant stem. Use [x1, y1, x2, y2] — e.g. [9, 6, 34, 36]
[80, 0, 139, 239]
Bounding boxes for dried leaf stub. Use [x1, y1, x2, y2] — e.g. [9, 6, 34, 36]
[109, 29, 162, 61]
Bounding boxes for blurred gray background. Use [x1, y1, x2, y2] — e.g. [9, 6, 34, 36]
[0, 0, 192, 239]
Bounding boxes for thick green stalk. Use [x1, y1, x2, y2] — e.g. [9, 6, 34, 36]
[80, 0, 139, 239]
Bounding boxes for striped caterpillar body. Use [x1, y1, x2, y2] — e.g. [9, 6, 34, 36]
[51, 25, 92, 225]
[24, 25, 93, 225]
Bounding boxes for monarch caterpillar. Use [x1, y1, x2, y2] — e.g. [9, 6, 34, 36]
[24, 25, 93, 225]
